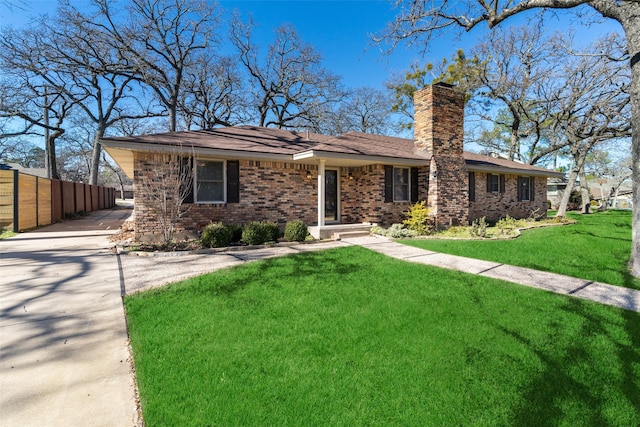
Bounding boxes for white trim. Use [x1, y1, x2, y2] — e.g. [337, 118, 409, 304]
[100, 139, 293, 162]
[293, 150, 426, 166]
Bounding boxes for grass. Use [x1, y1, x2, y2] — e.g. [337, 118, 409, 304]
[125, 246, 640, 426]
[403, 210, 640, 290]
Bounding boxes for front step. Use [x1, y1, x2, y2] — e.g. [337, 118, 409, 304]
[308, 223, 373, 239]
[334, 230, 371, 240]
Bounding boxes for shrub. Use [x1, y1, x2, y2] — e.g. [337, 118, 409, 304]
[496, 215, 519, 234]
[242, 222, 268, 245]
[262, 221, 281, 242]
[403, 201, 432, 235]
[284, 220, 308, 242]
[470, 216, 488, 238]
[371, 223, 418, 238]
[242, 221, 279, 245]
[201, 222, 232, 248]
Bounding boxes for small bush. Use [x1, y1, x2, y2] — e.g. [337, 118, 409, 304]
[496, 215, 519, 234]
[371, 223, 418, 239]
[242, 221, 279, 245]
[403, 201, 432, 235]
[262, 221, 281, 242]
[242, 222, 268, 245]
[284, 220, 308, 242]
[470, 216, 488, 238]
[201, 222, 232, 248]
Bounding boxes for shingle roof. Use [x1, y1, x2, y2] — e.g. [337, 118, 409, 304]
[101, 125, 330, 156]
[310, 132, 427, 160]
[101, 125, 562, 178]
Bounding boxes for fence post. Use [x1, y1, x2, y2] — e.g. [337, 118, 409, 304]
[12, 170, 18, 232]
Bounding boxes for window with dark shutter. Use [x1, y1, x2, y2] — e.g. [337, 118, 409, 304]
[410, 167, 419, 202]
[227, 160, 240, 203]
[517, 176, 532, 201]
[469, 172, 475, 202]
[487, 174, 499, 193]
[384, 165, 393, 202]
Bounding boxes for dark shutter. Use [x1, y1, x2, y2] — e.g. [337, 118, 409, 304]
[227, 160, 240, 203]
[486, 174, 491, 192]
[181, 157, 194, 204]
[499, 174, 505, 193]
[384, 165, 393, 202]
[469, 172, 475, 202]
[530, 176, 535, 201]
[410, 167, 419, 202]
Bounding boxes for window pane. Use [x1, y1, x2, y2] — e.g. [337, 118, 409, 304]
[198, 181, 224, 202]
[198, 161, 223, 181]
[393, 167, 409, 201]
[490, 174, 499, 192]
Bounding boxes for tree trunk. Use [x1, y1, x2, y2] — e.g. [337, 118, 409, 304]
[556, 166, 579, 217]
[88, 137, 101, 185]
[579, 168, 590, 214]
[45, 134, 59, 180]
[620, 17, 640, 277]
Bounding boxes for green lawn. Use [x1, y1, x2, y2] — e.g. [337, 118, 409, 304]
[125, 247, 640, 426]
[404, 210, 640, 290]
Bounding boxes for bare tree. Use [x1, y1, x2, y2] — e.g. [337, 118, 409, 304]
[550, 36, 631, 216]
[0, 36, 74, 180]
[92, 0, 220, 132]
[323, 86, 397, 135]
[231, 18, 344, 130]
[179, 54, 248, 129]
[136, 151, 193, 244]
[376, 0, 640, 277]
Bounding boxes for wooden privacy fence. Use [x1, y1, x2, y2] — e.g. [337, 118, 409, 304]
[0, 169, 116, 232]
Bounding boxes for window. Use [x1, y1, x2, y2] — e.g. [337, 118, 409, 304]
[393, 167, 409, 201]
[486, 173, 505, 193]
[518, 176, 535, 201]
[196, 160, 225, 203]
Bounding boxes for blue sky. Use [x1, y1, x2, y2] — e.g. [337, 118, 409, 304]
[1, 0, 624, 91]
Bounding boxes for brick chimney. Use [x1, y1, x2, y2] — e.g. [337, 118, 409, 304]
[414, 83, 468, 226]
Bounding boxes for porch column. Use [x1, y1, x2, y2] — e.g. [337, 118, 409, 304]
[317, 159, 325, 227]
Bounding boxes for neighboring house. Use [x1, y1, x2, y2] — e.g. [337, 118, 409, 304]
[547, 177, 567, 210]
[1, 163, 48, 178]
[547, 177, 633, 211]
[101, 83, 563, 242]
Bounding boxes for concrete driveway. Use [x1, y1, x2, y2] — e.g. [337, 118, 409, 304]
[0, 207, 139, 427]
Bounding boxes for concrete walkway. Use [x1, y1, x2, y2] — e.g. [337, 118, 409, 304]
[0, 208, 139, 427]
[341, 235, 640, 312]
[2, 208, 638, 427]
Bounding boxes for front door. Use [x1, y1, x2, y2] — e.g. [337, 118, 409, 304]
[324, 169, 338, 222]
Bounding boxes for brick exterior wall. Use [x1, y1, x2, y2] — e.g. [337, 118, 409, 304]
[133, 154, 416, 241]
[469, 172, 548, 222]
[414, 84, 469, 227]
[340, 165, 421, 226]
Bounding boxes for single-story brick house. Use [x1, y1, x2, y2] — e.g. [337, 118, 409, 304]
[101, 83, 563, 241]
